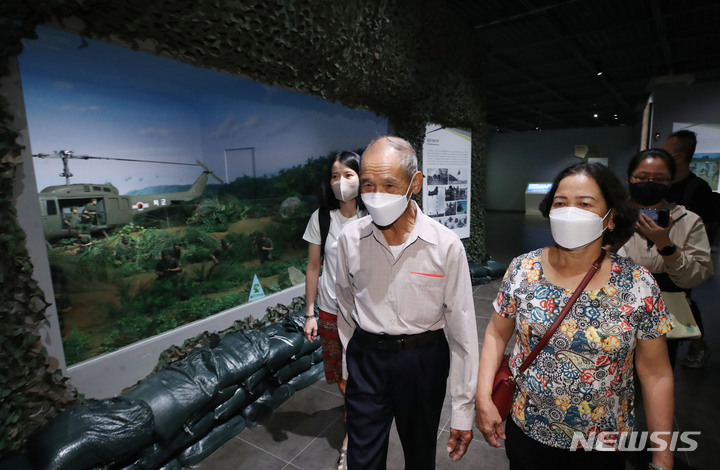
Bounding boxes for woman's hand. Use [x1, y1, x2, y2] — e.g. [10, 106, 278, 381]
[303, 310, 318, 342]
[337, 378, 346, 395]
[475, 313, 515, 448]
[635, 213, 673, 248]
[475, 398, 506, 447]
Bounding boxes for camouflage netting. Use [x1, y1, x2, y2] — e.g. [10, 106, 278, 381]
[0, 0, 488, 456]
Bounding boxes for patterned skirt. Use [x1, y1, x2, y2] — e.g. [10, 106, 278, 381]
[318, 309, 343, 384]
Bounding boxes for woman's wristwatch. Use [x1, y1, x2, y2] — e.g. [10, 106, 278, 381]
[657, 243, 677, 256]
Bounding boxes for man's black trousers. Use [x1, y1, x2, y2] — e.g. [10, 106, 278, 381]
[345, 329, 450, 470]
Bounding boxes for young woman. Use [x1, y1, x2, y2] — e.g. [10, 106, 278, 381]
[302, 151, 364, 469]
[620, 148, 713, 367]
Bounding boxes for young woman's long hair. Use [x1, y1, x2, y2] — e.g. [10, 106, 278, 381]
[318, 151, 364, 211]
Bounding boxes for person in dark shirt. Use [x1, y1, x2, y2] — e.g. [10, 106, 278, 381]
[63, 208, 82, 232]
[83, 199, 99, 224]
[663, 130, 718, 226]
[211, 239, 232, 264]
[662, 129, 715, 368]
[172, 243, 182, 267]
[156, 250, 182, 279]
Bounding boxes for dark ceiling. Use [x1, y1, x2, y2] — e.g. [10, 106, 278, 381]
[444, 0, 720, 132]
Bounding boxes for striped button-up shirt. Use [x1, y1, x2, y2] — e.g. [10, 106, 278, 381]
[336, 202, 479, 430]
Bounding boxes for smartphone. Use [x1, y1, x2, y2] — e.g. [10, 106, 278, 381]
[639, 208, 670, 227]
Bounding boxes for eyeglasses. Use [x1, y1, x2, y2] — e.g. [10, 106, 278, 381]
[630, 175, 671, 185]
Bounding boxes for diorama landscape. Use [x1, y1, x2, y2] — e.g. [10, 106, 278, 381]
[49, 152, 346, 365]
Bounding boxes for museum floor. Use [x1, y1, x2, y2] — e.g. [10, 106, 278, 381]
[193, 212, 719, 470]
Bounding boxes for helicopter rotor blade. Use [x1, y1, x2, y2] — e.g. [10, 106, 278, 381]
[32, 151, 225, 184]
[33, 152, 199, 166]
[196, 160, 225, 184]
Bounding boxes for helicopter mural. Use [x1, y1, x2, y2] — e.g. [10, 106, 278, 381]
[34, 150, 224, 240]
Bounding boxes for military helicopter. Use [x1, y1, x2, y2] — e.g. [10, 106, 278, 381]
[34, 150, 224, 240]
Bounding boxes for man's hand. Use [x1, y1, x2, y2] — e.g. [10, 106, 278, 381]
[446, 428, 472, 462]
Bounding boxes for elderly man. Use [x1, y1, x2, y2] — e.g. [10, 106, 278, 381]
[336, 136, 479, 469]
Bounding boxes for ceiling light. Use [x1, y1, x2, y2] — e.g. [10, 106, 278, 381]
[597, 71, 603, 76]
[593, 113, 598, 118]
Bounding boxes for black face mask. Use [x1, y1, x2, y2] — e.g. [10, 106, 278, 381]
[628, 181, 670, 206]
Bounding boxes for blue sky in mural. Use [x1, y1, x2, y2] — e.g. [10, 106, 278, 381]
[19, 27, 387, 194]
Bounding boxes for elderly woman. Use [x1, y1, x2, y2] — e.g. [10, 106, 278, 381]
[620, 148, 713, 368]
[476, 162, 675, 470]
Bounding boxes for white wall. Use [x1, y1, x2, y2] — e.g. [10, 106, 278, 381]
[5, 58, 66, 367]
[486, 126, 641, 212]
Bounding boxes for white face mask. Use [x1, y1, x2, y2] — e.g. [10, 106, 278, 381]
[331, 178, 359, 202]
[361, 174, 415, 226]
[549, 207, 610, 250]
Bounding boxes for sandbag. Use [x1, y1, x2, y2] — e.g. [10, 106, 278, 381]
[214, 386, 249, 422]
[26, 397, 154, 470]
[158, 460, 182, 470]
[295, 335, 322, 358]
[485, 257, 508, 278]
[274, 355, 313, 384]
[135, 412, 214, 470]
[125, 349, 219, 444]
[310, 346, 324, 364]
[207, 385, 240, 410]
[263, 323, 306, 370]
[241, 384, 294, 424]
[177, 415, 247, 467]
[287, 362, 325, 392]
[0, 453, 33, 470]
[282, 310, 306, 332]
[242, 367, 269, 396]
[212, 330, 269, 387]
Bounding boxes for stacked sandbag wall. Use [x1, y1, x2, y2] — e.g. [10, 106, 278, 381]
[20, 311, 324, 470]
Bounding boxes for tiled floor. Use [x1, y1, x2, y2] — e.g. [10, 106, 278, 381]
[193, 212, 719, 470]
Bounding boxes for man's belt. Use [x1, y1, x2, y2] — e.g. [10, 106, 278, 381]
[355, 328, 444, 352]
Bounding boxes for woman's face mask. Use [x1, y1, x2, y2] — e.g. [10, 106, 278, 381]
[628, 181, 670, 206]
[361, 174, 415, 226]
[331, 178, 359, 202]
[330, 162, 360, 202]
[549, 206, 611, 250]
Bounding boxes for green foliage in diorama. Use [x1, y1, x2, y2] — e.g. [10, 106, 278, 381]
[93, 255, 307, 356]
[62, 327, 92, 365]
[187, 197, 246, 232]
[1, 0, 489, 456]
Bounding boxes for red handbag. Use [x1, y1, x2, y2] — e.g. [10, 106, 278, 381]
[491, 354, 515, 419]
[491, 251, 606, 421]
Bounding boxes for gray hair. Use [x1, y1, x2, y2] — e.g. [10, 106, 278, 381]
[364, 136, 418, 183]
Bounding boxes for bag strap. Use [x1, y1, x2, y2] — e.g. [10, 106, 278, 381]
[517, 250, 606, 375]
[319, 208, 331, 260]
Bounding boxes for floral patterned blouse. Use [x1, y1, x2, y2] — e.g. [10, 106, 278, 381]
[494, 248, 673, 449]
